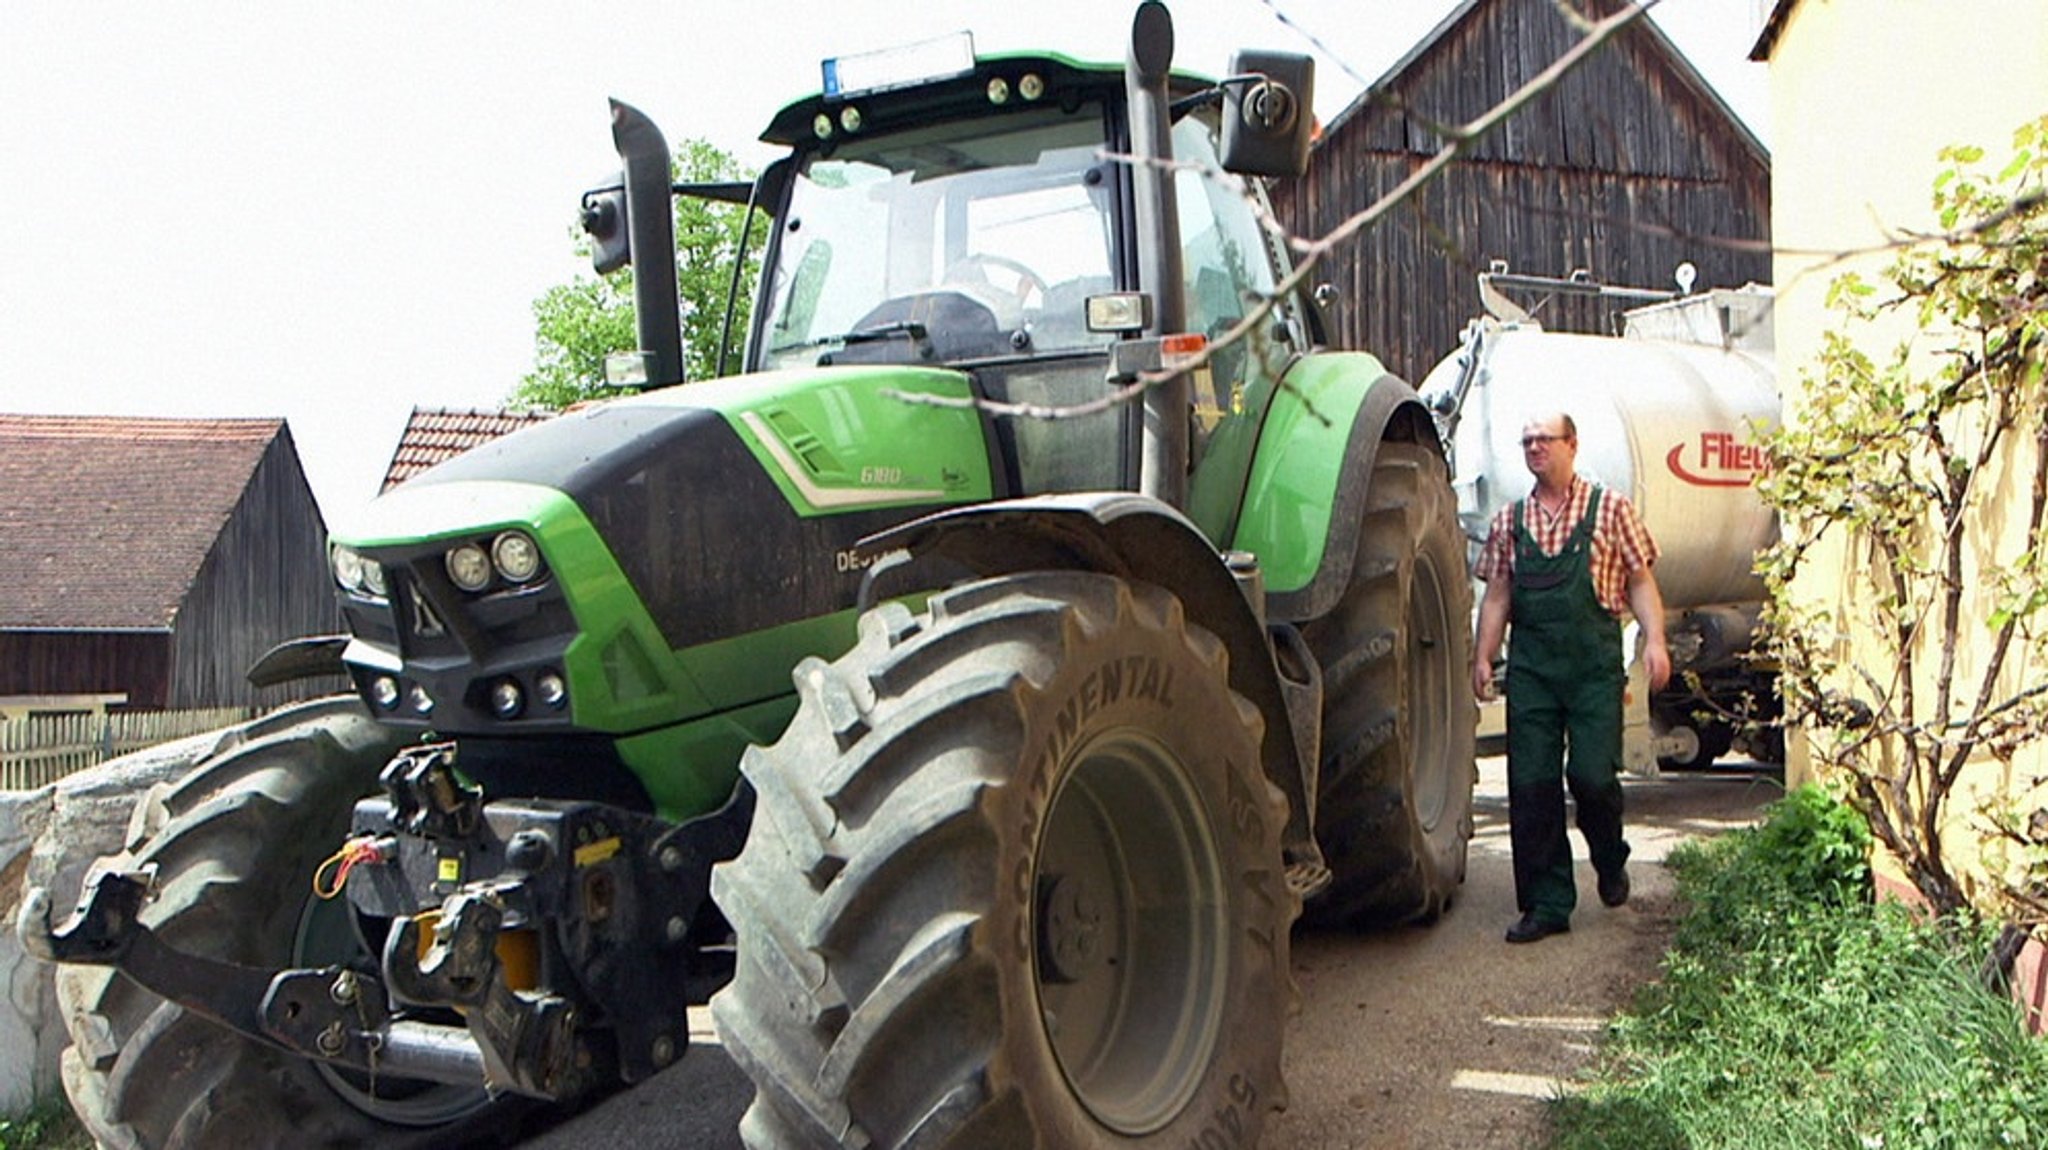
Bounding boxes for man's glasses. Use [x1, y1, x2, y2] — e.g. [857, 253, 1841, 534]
[1520, 433, 1569, 449]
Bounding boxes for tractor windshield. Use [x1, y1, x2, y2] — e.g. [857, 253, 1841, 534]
[757, 104, 1119, 370]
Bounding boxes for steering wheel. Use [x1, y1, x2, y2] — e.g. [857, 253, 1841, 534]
[943, 253, 1048, 312]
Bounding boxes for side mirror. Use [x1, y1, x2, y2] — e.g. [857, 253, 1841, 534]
[581, 183, 630, 275]
[1220, 50, 1314, 178]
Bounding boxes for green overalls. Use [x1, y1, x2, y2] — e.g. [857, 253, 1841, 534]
[1505, 488, 1629, 925]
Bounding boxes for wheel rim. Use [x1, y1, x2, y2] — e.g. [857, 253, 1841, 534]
[1409, 549, 1456, 832]
[1034, 730, 1227, 1135]
[295, 895, 493, 1127]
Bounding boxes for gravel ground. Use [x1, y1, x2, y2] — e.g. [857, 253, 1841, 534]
[518, 756, 1780, 1149]
[1267, 755, 1781, 1150]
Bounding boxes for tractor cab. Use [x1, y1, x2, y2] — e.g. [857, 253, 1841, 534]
[593, 33, 1319, 503]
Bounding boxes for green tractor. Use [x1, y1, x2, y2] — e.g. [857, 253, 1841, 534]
[22, 5, 1474, 1147]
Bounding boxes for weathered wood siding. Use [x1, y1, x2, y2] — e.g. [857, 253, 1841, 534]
[168, 433, 345, 709]
[0, 631, 171, 708]
[1273, 0, 1771, 382]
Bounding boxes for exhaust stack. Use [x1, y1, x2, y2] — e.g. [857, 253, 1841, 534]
[583, 99, 685, 388]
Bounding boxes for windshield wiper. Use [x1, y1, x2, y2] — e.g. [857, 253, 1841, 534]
[770, 320, 930, 356]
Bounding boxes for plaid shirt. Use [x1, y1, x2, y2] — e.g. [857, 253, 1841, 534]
[1473, 477, 1659, 619]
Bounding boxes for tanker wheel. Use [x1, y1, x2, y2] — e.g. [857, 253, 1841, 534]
[1656, 715, 1734, 771]
[52, 697, 520, 1150]
[710, 571, 1295, 1149]
[1299, 440, 1477, 927]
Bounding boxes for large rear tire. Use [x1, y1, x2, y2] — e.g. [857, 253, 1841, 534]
[52, 698, 512, 1150]
[1300, 440, 1477, 926]
[711, 571, 1295, 1149]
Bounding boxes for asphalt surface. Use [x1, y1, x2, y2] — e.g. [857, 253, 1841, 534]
[514, 756, 1781, 1150]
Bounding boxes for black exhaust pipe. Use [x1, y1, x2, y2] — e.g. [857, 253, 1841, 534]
[1126, 1, 1189, 507]
[605, 99, 685, 387]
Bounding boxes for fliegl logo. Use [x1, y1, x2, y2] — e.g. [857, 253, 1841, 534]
[1666, 430, 1765, 488]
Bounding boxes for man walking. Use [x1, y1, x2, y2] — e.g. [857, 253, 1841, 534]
[1471, 412, 1670, 944]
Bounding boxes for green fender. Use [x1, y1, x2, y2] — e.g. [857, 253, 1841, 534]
[1228, 351, 1446, 622]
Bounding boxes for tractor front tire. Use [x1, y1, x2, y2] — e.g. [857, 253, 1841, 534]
[1300, 440, 1477, 927]
[51, 697, 509, 1150]
[711, 571, 1295, 1149]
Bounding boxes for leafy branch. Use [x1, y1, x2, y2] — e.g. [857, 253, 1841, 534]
[1756, 117, 2048, 936]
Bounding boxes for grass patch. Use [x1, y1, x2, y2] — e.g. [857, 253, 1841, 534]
[0, 1101, 89, 1150]
[1553, 785, 2048, 1150]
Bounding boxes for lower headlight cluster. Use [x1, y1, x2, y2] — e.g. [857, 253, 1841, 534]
[363, 670, 569, 722]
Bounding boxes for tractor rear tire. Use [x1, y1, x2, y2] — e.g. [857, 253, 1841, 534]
[51, 697, 513, 1150]
[1300, 440, 1477, 927]
[711, 571, 1295, 1149]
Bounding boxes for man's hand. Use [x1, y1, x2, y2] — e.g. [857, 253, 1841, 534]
[1627, 565, 1671, 692]
[1643, 636, 1672, 693]
[1472, 576, 1511, 703]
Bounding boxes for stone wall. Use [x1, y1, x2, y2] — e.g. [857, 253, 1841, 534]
[0, 730, 224, 1111]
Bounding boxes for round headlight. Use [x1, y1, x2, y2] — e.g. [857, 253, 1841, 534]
[408, 684, 435, 715]
[536, 671, 568, 709]
[369, 676, 401, 710]
[489, 679, 524, 719]
[332, 545, 365, 591]
[445, 543, 492, 591]
[361, 560, 388, 597]
[492, 531, 545, 583]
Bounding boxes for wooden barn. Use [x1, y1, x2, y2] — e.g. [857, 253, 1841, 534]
[1272, 0, 1772, 382]
[0, 415, 341, 711]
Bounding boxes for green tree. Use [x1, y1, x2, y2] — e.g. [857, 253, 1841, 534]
[513, 136, 760, 409]
[1757, 117, 2048, 935]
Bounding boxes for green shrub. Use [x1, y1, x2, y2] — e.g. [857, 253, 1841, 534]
[1553, 786, 2048, 1150]
[0, 1102, 89, 1150]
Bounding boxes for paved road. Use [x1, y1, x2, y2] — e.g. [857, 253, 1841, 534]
[515, 757, 1780, 1149]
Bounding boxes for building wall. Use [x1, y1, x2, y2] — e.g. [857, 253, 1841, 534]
[1765, 1, 2048, 1006]
[168, 433, 346, 709]
[0, 631, 171, 709]
[1274, 0, 1771, 382]
[1768, 1, 2048, 404]
[1767, 0, 2048, 790]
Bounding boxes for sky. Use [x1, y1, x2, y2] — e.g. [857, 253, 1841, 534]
[0, 1, 1769, 520]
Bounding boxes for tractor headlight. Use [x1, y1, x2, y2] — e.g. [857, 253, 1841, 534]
[332, 545, 366, 591]
[445, 543, 492, 592]
[360, 559, 388, 597]
[492, 531, 545, 584]
[369, 676, 401, 710]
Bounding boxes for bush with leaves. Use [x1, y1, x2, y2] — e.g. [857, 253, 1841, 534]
[1555, 787, 2048, 1150]
[1755, 116, 2048, 934]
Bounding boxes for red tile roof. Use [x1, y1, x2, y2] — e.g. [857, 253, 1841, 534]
[381, 407, 554, 491]
[0, 414, 285, 630]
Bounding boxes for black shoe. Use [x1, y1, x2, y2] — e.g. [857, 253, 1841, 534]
[1599, 867, 1631, 908]
[1505, 913, 1570, 944]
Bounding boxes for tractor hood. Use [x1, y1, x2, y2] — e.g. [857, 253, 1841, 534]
[325, 365, 993, 747]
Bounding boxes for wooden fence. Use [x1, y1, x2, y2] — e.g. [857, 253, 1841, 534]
[1, 708, 250, 791]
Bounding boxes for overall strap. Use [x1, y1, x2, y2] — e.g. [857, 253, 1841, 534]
[1564, 485, 1605, 550]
